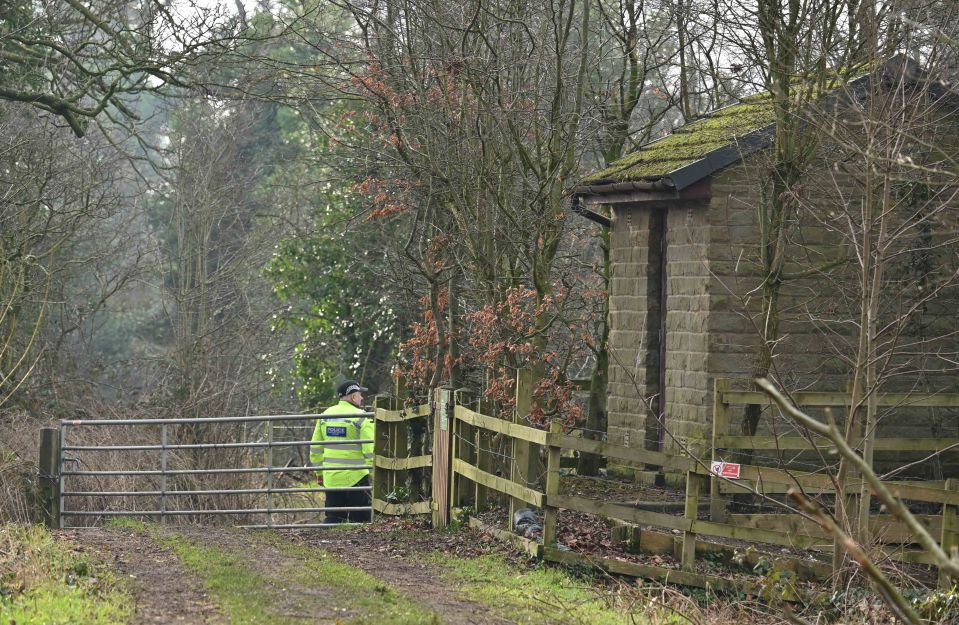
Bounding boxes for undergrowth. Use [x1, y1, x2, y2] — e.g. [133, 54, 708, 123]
[0, 524, 132, 625]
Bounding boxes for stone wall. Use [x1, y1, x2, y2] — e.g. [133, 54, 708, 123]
[703, 157, 853, 473]
[604, 148, 959, 479]
[605, 197, 715, 474]
[662, 202, 712, 456]
[606, 205, 655, 463]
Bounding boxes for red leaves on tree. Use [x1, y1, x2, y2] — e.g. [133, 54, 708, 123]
[396, 287, 455, 387]
[396, 285, 586, 429]
[464, 287, 582, 428]
[353, 177, 413, 221]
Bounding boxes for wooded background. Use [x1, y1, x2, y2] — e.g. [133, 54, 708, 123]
[2, 0, 958, 523]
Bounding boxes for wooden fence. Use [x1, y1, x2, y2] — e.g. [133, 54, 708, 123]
[371, 392, 432, 517]
[371, 372, 959, 589]
[436, 373, 959, 590]
[710, 379, 959, 585]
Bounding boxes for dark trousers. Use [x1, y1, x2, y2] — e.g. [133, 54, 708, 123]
[325, 476, 372, 523]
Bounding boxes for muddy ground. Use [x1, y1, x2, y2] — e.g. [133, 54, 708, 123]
[72, 519, 526, 625]
[67, 513, 910, 625]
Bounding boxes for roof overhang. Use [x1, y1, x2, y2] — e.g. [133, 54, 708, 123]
[570, 178, 713, 226]
[571, 122, 774, 204]
[570, 55, 950, 226]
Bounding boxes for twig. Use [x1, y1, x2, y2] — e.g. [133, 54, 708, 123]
[787, 488, 920, 625]
[880, 441, 959, 480]
[781, 604, 815, 625]
[756, 376, 959, 580]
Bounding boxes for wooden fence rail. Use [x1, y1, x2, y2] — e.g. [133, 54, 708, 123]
[711, 377, 959, 587]
[442, 371, 959, 589]
[372, 394, 432, 517]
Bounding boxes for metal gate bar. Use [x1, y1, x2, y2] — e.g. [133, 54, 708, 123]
[58, 412, 374, 529]
[61, 465, 372, 477]
[62, 486, 371, 497]
[65, 506, 371, 516]
[62, 440, 358, 451]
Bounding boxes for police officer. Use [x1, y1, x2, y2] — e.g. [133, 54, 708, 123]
[310, 380, 374, 523]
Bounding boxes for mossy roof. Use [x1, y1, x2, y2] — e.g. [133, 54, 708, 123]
[580, 58, 910, 189]
[582, 93, 777, 185]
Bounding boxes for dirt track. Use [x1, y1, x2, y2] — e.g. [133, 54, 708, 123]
[73, 527, 225, 625]
[74, 520, 518, 625]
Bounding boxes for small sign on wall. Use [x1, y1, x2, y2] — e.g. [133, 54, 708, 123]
[710, 461, 741, 479]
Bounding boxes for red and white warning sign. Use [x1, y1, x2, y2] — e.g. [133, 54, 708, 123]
[710, 461, 741, 479]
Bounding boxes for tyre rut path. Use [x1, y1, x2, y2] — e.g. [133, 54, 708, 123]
[74, 522, 517, 625]
[74, 527, 225, 625]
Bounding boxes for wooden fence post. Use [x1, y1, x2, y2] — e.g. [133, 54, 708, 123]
[474, 401, 492, 509]
[710, 378, 730, 522]
[542, 422, 562, 548]
[432, 387, 454, 528]
[38, 427, 61, 529]
[940, 478, 959, 589]
[682, 470, 703, 571]
[372, 395, 390, 518]
[510, 369, 537, 525]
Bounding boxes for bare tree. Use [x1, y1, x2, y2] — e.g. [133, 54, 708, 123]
[0, 0, 250, 136]
[0, 103, 138, 412]
[287, 0, 596, 404]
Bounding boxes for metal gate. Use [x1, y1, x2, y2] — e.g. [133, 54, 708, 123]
[45, 412, 374, 529]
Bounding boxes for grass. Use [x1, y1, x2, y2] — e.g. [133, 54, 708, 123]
[261, 533, 440, 625]
[130, 523, 305, 625]
[0, 524, 132, 625]
[115, 520, 439, 625]
[430, 551, 655, 625]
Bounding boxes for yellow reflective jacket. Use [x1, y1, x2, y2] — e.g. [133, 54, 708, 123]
[310, 401, 374, 488]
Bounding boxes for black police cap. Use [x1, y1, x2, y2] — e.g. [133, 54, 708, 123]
[337, 380, 369, 397]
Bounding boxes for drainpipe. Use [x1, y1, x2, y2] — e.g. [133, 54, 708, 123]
[570, 195, 611, 227]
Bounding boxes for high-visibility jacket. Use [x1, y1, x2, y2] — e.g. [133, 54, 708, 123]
[310, 400, 374, 488]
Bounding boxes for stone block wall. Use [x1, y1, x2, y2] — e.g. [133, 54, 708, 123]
[606, 205, 655, 461]
[606, 198, 715, 470]
[662, 202, 712, 456]
[604, 149, 959, 480]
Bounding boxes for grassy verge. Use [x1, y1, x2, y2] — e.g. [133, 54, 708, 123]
[0, 524, 132, 625]
[430, 552, 663, 625]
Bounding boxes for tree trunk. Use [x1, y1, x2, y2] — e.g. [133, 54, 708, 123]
[578, 226, 610, 476]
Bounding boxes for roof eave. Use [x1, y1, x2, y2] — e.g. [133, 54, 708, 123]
[670, 122, 776, 189]
[572, 121, 777, 207]
[571, 178, 675, 196]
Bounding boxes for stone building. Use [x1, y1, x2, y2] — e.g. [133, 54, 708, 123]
[572, 58, 959, 481]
